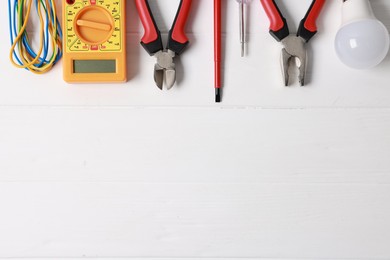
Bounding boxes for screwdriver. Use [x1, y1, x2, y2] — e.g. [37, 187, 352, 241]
[235, 0, 250, 57]
[215, 0, 222, 102]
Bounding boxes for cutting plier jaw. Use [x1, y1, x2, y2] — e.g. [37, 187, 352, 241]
[153, 50, 176, 90]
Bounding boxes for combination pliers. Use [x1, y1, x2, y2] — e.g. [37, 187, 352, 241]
[260, 0, 326, 86]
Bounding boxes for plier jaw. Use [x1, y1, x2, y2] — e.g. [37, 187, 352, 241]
[153, 50, 176, 90]
[281, 36, 306, 87]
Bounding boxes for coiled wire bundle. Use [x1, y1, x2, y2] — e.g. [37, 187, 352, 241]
[8, 0, 63, 74]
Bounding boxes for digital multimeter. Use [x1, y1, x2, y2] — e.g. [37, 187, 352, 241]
[63, 0, 126, 83]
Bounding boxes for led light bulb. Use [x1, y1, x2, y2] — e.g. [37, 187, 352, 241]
[335, 0, 390, 69]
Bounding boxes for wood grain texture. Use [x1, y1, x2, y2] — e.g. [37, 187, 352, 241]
[1, 108, 390, 184]
[0, 108, 390, 259]
[0, 182, 390, 258]
[1, 0, 390, 259]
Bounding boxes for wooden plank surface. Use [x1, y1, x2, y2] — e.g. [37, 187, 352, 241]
[0, 108, 390, 259]
[1, 0, 390, 259]
[1, 108, 390, 184]
[1, 182, 390, 258]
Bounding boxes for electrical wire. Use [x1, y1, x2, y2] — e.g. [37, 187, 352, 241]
[8, 0, 63, 74]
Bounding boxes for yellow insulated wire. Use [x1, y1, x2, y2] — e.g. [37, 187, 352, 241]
[9, 0, 63, 74]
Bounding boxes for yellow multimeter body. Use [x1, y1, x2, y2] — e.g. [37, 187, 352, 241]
[63, 0, 126, 83]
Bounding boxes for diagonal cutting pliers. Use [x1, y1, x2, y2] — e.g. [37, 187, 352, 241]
[260, 0, 326, 86]
[135, 0, 192, 90]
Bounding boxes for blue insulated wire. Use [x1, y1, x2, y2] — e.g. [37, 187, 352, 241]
[9, 0, 24, 66]
[9, 0, 63, 70]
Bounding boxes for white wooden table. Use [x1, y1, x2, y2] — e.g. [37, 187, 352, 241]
[1, 0, 390, 259]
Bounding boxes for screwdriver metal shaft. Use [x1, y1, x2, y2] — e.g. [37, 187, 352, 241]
[239, 1, 245, 56]
[236, 0, 249, 57]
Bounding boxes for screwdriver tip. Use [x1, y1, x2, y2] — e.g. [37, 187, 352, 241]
[215, 88, 222, 103]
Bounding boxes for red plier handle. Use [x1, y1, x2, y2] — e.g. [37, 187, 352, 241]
[135, 0, 162, 55]
[260, 0, 326, 42]
[297, 0, 326, 42]
[259, 0, 289, 42]
[168, 0, 192, 55]
[135, 0, 192, 55]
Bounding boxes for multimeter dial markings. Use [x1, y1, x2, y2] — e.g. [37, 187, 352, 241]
[70, 39, 90, 51]
[101, 14, 121, 51]
[66, 3, 83, 50]
[65, 0, 122, 52]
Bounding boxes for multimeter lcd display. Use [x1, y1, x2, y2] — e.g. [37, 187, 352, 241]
[73, 60, 116, 73]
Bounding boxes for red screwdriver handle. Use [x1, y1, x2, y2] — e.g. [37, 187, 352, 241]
[297, 0, 326, 42]
[135, 0, 163, 55]
[260, 0, 289, 42]
[168, 0, 192, 55]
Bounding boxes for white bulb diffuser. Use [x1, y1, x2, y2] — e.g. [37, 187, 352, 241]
[335, 0, 390, 69]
